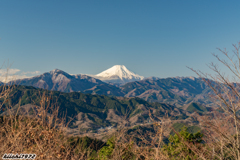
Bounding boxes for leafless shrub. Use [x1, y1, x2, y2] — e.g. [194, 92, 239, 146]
[189, 41, 240, 159]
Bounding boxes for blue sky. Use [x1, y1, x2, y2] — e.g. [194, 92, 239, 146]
[1, 0, 240, 81]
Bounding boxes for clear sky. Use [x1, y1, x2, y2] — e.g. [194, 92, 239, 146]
[1, 0, 240, 81]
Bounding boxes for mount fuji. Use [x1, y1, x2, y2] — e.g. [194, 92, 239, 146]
[93, 65, 144, 84]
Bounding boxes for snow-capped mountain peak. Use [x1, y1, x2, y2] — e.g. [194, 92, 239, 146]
[95, 65, 144, 84]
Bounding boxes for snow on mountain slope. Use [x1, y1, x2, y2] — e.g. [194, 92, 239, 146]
[95, 65, 144, 84]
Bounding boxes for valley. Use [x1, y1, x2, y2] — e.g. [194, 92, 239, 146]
[0, 65, 219, 139]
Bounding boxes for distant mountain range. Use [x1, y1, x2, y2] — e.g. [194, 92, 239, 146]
[0, 65, 215, 107]
[7, 69, 124, 96]
[0, 65, 224, 138]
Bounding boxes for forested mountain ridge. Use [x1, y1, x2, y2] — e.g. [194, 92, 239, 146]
[121, 77, 214, 107]
[0, 85, 197, 136]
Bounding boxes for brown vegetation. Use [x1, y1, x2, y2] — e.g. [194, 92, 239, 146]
[1, 42, 240, 159]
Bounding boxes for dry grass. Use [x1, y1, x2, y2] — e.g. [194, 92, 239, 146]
[0, 84, 93, 159]
[2, 42, 240, 159]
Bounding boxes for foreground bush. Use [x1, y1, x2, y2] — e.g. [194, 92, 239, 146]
[163, 126, 204, 160]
